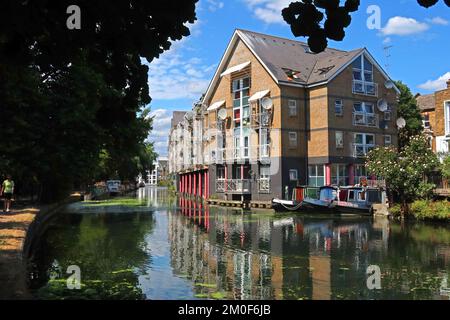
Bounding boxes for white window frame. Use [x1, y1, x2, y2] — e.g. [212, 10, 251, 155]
[232, 77, 250, 159]
[335, 99, 343, 116]
[384, 135, 392, 146]
[352, 55, 377, 96]
[308, 165, 325, 187]
[353, 102, 377, 127]
[354, 133, 375, 157]
[335, 131, 344, 149]
[288, 99, 297, 116]
[331, 164, 348, 186]
[289, 169, 298, 181]
[422, 113, 431, 129]
[288, 131, 298, 147]
[445, 101, 450, 135]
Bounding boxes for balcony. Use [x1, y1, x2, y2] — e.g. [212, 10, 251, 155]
[251, 112, 271, 128]
[216, 179, 252, 194]
[352, 80, 378, 97]
[258, 178, 271, 193]
[352, 144, 375, 158]
[259, 144, 270, 160]
[353, 112, 378, 127]
[208, 148, 226, 164]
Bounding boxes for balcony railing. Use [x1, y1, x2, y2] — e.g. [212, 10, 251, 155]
[352, 80, 378, 97]
[352, 144, 375, 158]
[251, 112, 271, 127]
[258, 178, 271, 193]
[352, 112, 378, 127]
[216, 179, 252, 194]
[259, 144, 270, 159]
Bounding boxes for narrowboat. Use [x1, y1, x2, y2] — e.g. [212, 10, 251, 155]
[302, 186, 338, 212]
[272, 186, 306, 212]
[334, 186, 383, 215]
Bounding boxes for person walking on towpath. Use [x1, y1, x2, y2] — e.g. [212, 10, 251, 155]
[1, 174, 15, 213]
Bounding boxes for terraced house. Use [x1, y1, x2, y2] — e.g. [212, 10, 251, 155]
[417, 79, 450, 158]
[169, 29, 399, 203]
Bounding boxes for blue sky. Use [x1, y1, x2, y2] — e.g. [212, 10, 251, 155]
[147, 0, 450, 156]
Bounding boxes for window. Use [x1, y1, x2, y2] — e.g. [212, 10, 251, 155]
[289, 132, 298, 147]
[260, 128, 270, 158]
[289, 169, 298, 181]
[331, 164, 348, 186]
[352, 55, 376, 96]
[308, 165, 325, 187]
[384, 105, 392, 121]
[353, 102, 377, 127]
[354, 164, 368, 185]
[259, 165, 271, 192]
[422, 113, 430, 129]
[232, 77, 251, 159]
[384, 135, 392, 146]
[217, 166, 225, 180]
[335, 100, 343, 116]
[354, 133, 375, 157]
[288, 100, 297, 116]
[444, 101, 450, 134]
[335, 131, 344, 148]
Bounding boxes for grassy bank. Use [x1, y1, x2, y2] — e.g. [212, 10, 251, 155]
[390, 200, 450, 221]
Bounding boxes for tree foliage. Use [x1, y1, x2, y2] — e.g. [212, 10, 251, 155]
[365, 135, 440, 215]
[395, 81, 424, 149]
[0, 1, 198, 202]
[282, 0, 449, 53]
[442, 155, 450, 180]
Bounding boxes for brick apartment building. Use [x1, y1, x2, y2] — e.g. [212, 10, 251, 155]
[168, 29, 399, 203]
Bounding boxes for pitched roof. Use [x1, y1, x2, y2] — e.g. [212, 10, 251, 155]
[237, 29, 363, 86]
[416, 94, 435, 111]
[204, 29, 399, 103]
[170, 111, 187, 128]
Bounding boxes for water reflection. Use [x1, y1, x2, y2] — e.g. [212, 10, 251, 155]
[28, 187, 450, 300]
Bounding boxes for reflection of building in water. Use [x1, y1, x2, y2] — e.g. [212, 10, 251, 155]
[167, 198, 398, 300]
[137, 186, 173, 208]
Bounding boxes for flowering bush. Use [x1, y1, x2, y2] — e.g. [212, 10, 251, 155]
[366, 135, 440, 215]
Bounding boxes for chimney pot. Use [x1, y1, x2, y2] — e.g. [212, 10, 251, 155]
[447, 79, 450, 89]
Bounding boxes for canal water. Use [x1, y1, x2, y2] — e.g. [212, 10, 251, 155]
[27, 187, 450, 300]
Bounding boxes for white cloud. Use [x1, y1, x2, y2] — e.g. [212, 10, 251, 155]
[427, 17, 449, 26]
[418, 72, 450, 91]
[147, 109, 173, 156]
[381, 16, 429, 36]
[146, 19, 214, 100]
[206, 0, 224, 12]
[242, 0, 291, 24]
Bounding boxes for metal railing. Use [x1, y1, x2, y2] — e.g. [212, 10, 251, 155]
[352, 80, 378, 97]
[352, 112, 378, 127]
[352, 144, 375, 158]
[258, 178, 271, 193]
[216, 179, 252, 194]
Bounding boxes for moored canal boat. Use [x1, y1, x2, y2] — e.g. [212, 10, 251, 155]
[334, 186, 383, 215]
[302, 186, 338, 212]
[272, 186, 306, 212]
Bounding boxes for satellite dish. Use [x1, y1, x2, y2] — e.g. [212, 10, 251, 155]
[217, 108, 227, 120]
[261, 97, 273, 110]
[396, 117, 406, 129]
[385, 80, 395, 89]
[377, 99, 388, 112]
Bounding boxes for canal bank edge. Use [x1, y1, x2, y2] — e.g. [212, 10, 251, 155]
[0, 193, 83, 300]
